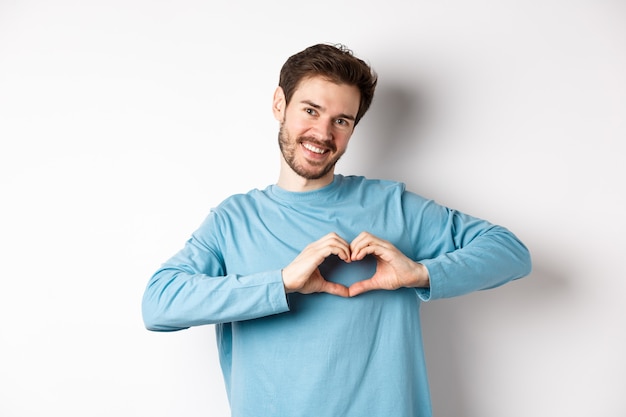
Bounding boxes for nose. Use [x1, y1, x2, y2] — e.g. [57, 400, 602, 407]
[311, 118, 334, 142]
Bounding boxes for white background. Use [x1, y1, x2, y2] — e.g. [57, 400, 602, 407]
[1, 1, 624, 416]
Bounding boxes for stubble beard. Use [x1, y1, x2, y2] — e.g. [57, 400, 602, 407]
[278, 123, 343, 180]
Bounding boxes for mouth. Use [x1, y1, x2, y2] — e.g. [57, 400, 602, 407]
[302, 142, 328, 155]
[298, 136, 336, 158]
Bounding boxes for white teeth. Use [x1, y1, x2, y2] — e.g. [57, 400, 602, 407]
[303, 143, 325, 154]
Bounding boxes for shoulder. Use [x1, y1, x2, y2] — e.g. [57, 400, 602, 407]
[338, 175, 436, 210]
[337, 174, 406, 193]
[212, 188, 268, 216]
[195, 188, 267, 241]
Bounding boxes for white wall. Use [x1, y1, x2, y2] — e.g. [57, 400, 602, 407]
[1, 1, 624, 416]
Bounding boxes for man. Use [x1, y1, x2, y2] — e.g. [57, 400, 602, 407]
[142, 43, 532, 417]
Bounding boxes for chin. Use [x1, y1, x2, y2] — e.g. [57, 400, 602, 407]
[299, 165, 334, 181]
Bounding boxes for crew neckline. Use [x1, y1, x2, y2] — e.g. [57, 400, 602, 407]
[267, 174, 344, 203]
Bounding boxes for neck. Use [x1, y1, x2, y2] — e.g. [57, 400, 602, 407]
[276, 157, 334, 192]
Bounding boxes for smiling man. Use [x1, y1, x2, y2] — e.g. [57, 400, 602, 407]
[142, 43, 532, 417]
[276, 76, 358, 185]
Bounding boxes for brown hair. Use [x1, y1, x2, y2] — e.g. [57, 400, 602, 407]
[278, 43, 378, 126]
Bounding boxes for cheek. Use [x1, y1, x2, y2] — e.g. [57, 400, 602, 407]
[283, 113, 308, 133]
[335, 132, 353, 150]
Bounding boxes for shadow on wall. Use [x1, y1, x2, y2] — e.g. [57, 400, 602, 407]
[350, 80, 428, 182]
[421, 262, 567, 417]
[356, 81, 568, 416]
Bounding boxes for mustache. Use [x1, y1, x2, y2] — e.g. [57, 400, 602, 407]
[297, 136, 337, 153]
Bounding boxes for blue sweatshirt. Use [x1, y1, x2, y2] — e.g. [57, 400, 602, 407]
[142, 175, 531, 417]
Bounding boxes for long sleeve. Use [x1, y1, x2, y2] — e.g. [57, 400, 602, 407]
[402, 192, 532, 301]
[141, 213, 290, 332]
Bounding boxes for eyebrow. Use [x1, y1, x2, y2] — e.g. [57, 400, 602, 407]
[301, 100, 356, 121]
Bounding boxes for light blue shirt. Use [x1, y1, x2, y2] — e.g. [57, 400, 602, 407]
[142, 175, 531, 417]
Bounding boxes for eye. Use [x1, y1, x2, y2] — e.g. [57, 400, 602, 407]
[335, 118, 350, 127]
[305, 108, 318, 116]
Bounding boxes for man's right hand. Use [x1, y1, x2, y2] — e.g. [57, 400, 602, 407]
[281, 232, 351, 297]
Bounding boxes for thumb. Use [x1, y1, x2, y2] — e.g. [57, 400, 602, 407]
[348, 278, 377, 297]
[320, 280, 350, 297]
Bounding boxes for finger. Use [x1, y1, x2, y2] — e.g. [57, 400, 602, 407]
[351, 240, 391, 261]
[349, 231, 372, 251]
[350, 232, 388, 260]
[350, 243, 373, 261]
[348, 278, 378, 297]
[331, 243, 352, 262]
[320, 232, 350, 247]
[303, 241, 351, 266]
[318, 233, 352, 262]
[320, 281, 350, 297]
[315, 242, 351, 263]
[349, 234, 371, 260]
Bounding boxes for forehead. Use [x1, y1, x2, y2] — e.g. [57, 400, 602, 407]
[291, 76, 360, 115]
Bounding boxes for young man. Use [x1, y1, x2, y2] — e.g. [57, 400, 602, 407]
[142, 43, 532, 417]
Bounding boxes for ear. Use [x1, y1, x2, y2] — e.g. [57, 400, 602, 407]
[272, 87, 286, 121]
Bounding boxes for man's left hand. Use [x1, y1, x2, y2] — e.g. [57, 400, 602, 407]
[348, 231, 430, 297]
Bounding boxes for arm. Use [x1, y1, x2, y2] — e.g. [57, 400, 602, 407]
[142, 228, 289, 332]
[345, 192, 531, 299]
[418, 222, 531, 300]
[142, 220, 354, 331]
[411, 196, 532, 301]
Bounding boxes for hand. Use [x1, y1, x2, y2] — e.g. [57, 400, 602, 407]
[282, 232, 351, 297]
[348, 231, 430, 297]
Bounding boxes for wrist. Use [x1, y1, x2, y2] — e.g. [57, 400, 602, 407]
[413, 262, 430, 288]
[281, 268, 296, 294]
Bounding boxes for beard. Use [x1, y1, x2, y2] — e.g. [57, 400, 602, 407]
[278, 123, 344, 180]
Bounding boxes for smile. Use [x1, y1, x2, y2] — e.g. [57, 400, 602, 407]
[302, 143, 327, 154]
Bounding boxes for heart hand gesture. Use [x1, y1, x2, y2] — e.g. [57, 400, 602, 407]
[281, 232, 429, 298]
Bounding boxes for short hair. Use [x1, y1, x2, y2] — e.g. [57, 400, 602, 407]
[278, 43, 378, 126]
